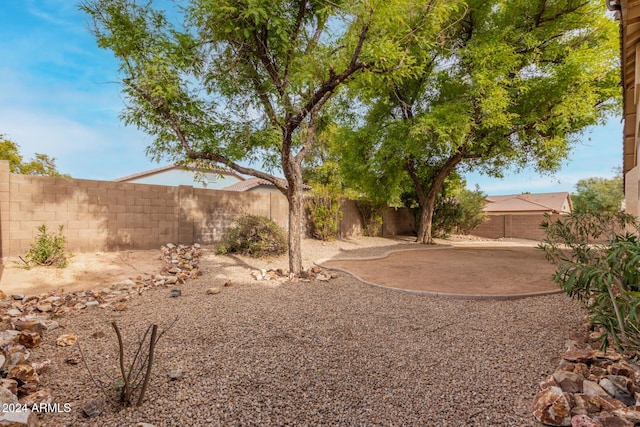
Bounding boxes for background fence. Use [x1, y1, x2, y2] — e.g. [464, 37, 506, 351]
[0, 160, 415, 260]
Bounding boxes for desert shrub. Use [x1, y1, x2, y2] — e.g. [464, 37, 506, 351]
[356, 200, 386, 237]
[305, 192, 342, 241]
[219, 214, 287, 257]
[454, 187, 487, 234]
[24, 224, 70, 268]
[539, 211, 640, 355]
[431, 197, 463, 238]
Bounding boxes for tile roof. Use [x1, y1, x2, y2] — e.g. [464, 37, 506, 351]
[222, 177, 311, 192]
[484, 192, 572, 213]
[114, 163, 238, 182]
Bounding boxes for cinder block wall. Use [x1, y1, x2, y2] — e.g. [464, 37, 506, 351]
[0, 160, 292, 258]
[473, 214, 562, 241]
[0, 160, 416, 260]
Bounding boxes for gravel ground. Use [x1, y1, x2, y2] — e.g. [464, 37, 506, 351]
[31, 236, 585, 426]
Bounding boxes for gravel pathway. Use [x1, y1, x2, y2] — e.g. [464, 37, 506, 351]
[31, 237, 585, 426]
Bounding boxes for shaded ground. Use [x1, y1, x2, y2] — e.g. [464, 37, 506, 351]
[319, 245, 559, 298]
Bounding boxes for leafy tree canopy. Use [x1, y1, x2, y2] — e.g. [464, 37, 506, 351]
[339, 0, 620, 243]
[81, 0, 459, 273]
[0, 135, 69, 177]
[571, 169, 624, 213]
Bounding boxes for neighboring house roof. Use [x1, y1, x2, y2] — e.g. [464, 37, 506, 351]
[484, 192, 572, 214]
[222, 177, 311, 192]
[114, 163, 242, 182]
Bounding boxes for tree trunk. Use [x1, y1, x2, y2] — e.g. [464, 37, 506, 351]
[286, 184, 304, 275]
[407, 152, 465, 244]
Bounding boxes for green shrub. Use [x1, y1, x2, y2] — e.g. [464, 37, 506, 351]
[356, 200, 386, 237]
[219, 215, 287, 257]
[24, 224, 70, 268]
[539, 211, 640, 355]
[454, 187, 487, 234]
[305, 192, 342, 241]
[431, 197, 463, 238]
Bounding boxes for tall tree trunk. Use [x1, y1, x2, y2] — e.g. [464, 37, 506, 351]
[282, 130, 305, 275]
[406, 152, 465, 244]
[286, 183, 304, 275]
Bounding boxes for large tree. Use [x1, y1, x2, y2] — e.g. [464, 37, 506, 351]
[341, 0, 620, 243]
[81, 0, 454, 273]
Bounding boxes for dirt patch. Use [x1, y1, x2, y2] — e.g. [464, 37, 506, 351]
[320, 245, 559, 298]
[0, 250, 164, 295]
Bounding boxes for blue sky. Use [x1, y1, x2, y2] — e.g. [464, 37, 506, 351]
[0, 1, 623, 194]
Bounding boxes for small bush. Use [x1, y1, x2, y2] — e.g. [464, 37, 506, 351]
[24, 224, 70, 268]
[219, 215, 287, 257]
[356, 200, 386, 237]
[539, 211, 640, 356]
[305, 193, 342, 241]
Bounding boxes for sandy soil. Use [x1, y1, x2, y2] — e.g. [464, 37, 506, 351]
[0, 250, 164, 295]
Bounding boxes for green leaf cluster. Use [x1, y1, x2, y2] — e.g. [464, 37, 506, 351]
[24, 225, 71, 269]
[539, 212, 640, 355]
[0, 135, 69, 177]
[571, 170, 624, 213]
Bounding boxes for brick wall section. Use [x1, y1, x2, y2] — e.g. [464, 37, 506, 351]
[473, 213, 563, 241]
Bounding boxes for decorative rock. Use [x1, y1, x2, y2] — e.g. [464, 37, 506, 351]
[11, 319, 45, 335]
[555, 370, 584, 393]
[85, 301, 99, 307]
[64, 354, 82, 365]
[19, 389, 53, 406]
[565, 349, 597, 364]
[0, 290, 6, 300]
[600, 377, 634, 406]
[165, 276, 178, 285]
[114, 279, 136, 287]
[6, 309, 22, 317]
[16, 331, 41, 349]
[0, 410, 37, 427]
[168, 369, 183, 381]
[4, 344, 30, 371]
[0, 387, 18, 406]
[135, 423, 157, 427]
[56, 334, 77, 347]
[11, 294, 24, 301]
[113, 303, 127, 311]
[598, 412, 634, 427]
[82, 399, 103, 418]
[533, 386, 573, 426]
[316, 274, 330, 282]
[0, 379, 18, 396]
[612, 408, 640, 423]
[583, 380, 609, 398]
[8, 364, 39, 384]
[41, 320, 59, 331]
[206, 287, 221, 295]
[170, 289, 181, 298]
[31, 360, 50, 375]
[571, 414, 603, 427]
[35, 304, 52, 313]
[594, 395, 627, 411]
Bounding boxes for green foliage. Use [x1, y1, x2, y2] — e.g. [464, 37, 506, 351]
[571, 170, 624, 213]
[340, 0, 621, 243]
[431, 197, 462, 238]
[455, 186, 487, 234]
[0, 135, 69, 177]
[24, 225, 70, 268]
[356, 200, 386, 237]
[305, 191, 342, 241]
[540, 212, 640, 355]
[219, 215, 287, 257]
[80, 0, 456, 273]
